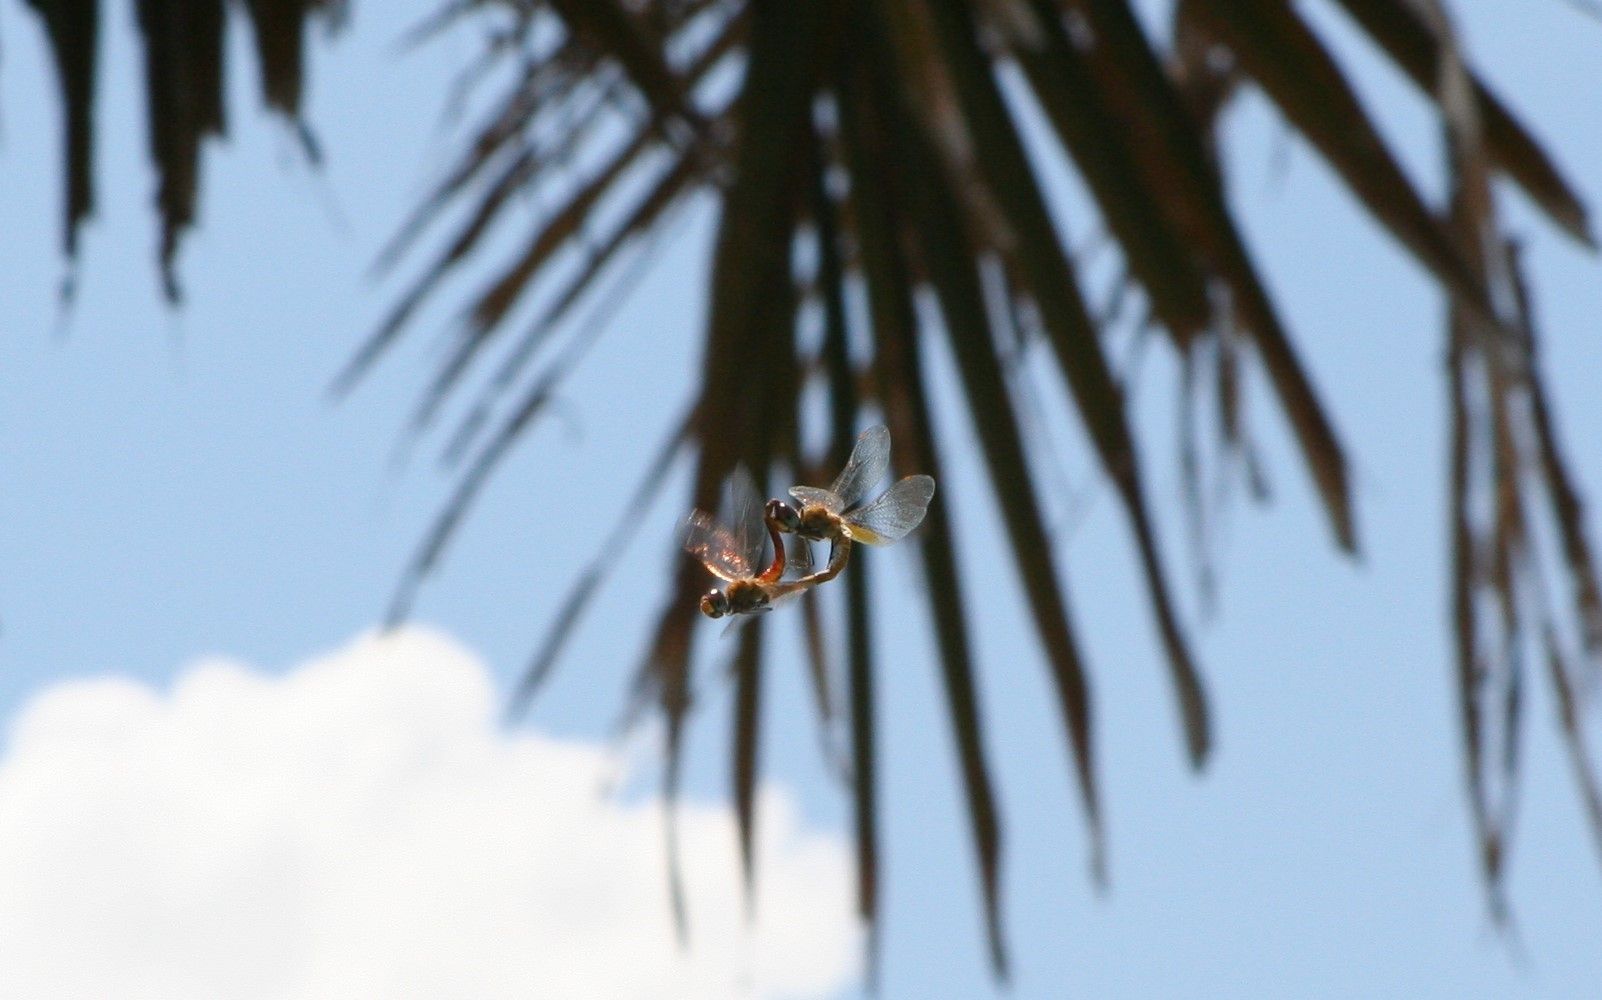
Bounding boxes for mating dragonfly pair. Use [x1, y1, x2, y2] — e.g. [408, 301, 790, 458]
[684, 425, 935, 629]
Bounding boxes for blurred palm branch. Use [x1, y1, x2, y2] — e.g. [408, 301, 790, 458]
[21, 0, 1602, 976]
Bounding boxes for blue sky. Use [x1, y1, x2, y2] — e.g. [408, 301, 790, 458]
[2, 0, 1601, 996]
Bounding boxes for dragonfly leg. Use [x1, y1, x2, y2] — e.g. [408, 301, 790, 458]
[793, 536, 851, 588]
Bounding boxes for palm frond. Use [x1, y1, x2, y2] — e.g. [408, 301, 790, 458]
[24, 0, 340, 298]
[834, 34, 1008, 970]
[26, 0, 99, 259]
[1330, 0, 1593, 246]
[730, 608, 765, 905]
[1427, 0, 1602, 915]
[367, 0, 1602, 966]
[25, 0, 1602, 977]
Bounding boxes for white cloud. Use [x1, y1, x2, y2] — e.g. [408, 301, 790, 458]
[0, 628, 860, 1000]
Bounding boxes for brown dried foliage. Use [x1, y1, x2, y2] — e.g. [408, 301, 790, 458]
[24, 0, 1602, 978]
[344, 0, 1602, 973]
[25, 0, 342, 298]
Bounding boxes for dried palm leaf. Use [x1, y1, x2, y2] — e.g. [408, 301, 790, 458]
[25, 0, 1602, 976]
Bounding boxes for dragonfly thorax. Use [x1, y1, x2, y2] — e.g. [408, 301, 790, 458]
[797, 504, 841, 542]
[724, 578, 771, 614]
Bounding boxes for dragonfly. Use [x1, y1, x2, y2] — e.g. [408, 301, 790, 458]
[767, 424, 936, 581]
[684, 466, 820, 625]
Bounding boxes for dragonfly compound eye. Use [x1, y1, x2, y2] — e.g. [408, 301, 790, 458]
[700, 590, 729, 618]
[765, 499, 801, 533]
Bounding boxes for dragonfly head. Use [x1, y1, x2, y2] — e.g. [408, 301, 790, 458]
[765, 499, 801, 534]
[699, 589, 731, 618]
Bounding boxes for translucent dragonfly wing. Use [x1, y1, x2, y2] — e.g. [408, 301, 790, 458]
[722, 465, 767, 572]
[844, 474, 935, 545]
[683, 509, 750, 582]
[789, 484, 843, 513]
[720, 603, 769, 637]
[828, 424, 892, 512]
[785, 533, 815, 577]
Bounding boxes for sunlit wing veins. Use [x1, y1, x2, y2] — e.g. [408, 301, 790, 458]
[846, 475, 936, 545]
[725, 465, 767, 573]
[683, 510, 750, 581]
[791, 484, 847, 513]
[829, 424, 892, 511]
